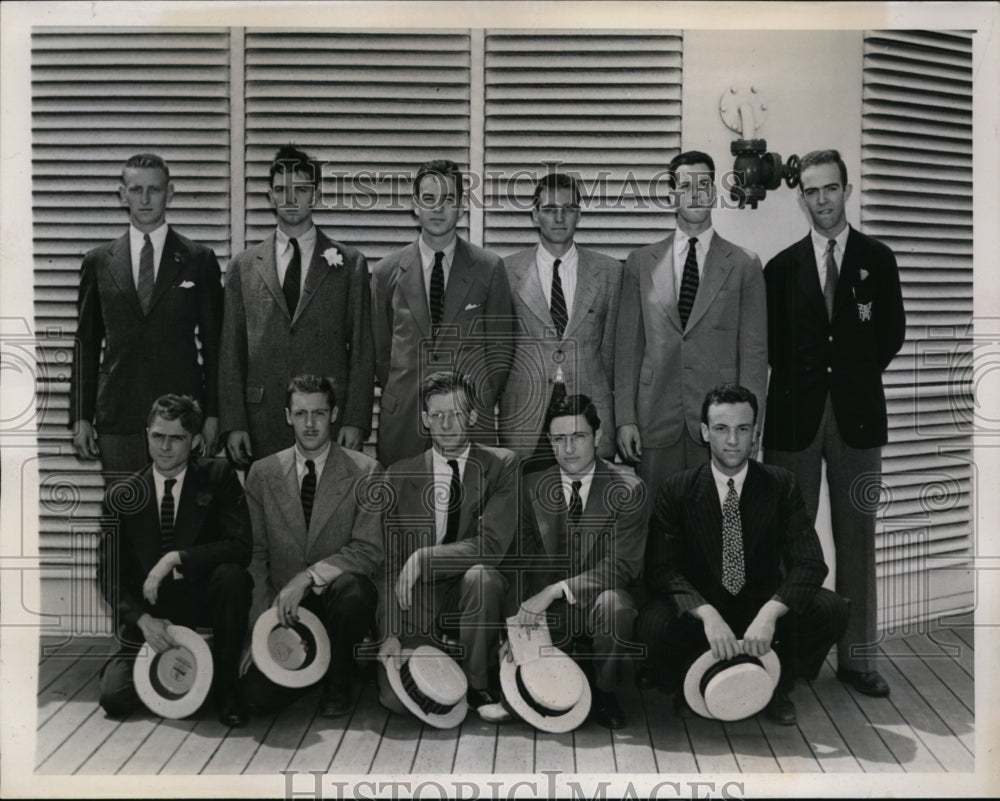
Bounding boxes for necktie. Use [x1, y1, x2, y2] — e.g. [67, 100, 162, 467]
[823, 238, 838, 319]
[301, 458, 316, 529]
[550, 257, 568, 339]
[568, 480, 583, 524]
[677, 236, 699, 330]
[137, 233, 155, 315]
[159, 477, 177, 555]
[283, 237, 301, 317]
[430, 250, 445, 330]
[721, 478, 745, 595]
[442, 458, 462, 544]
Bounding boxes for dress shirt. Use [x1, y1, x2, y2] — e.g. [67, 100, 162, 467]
[152, 464, 187, 526]
[535, 242, 579, 316]
[129, 223, 169, 287]
[810, 224, 850, 290]
[710, 461, 749, 509]
[672, 226, 714, 297]
[556, 462, 597, 605]
[275, 225, 318, 290]
[294, 440, 331, 490]
[418, 234, 458, 301]
[431, 444, 471, 545]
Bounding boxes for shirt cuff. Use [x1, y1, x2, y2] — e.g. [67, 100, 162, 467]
[306, 568, 325, 594]
[558, 580, 576, 605]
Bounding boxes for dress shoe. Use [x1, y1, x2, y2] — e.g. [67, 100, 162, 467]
[763, 685, 797, 726]
[589, 689, 626, 729]
[320, 685, 354, 717]
[836, 667, 890, 698]
[672, 691, 696, 719]
[217, 690, 248, 728]
[467, 687, 512, 723]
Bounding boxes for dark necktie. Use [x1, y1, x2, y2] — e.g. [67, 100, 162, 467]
[159, 477, 177, 555]
[283, 237, 301, 317]
[442, 458, 462, 544]
[568, 480, 583, 524]
[721, 478, 745, 595]
[550, 257, 568, 339]
[430, 250, 445, 330]
[301, 459, 316, 529]
[677, 236, 699, 330]
[823, 238, 838, 319]
[137, 233, 155, 315]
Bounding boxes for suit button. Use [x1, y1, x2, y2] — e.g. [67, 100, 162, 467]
[828, 335, 833, 342]
[827, 366, 833, 373]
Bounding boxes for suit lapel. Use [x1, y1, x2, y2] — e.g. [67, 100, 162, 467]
[564, 251, 600, 340]
[457, 445, 485, 541]
[254, 234, 288, 317]
[834, 228, 862, 321]
[398, 243, 432, 338]
[794, 235, 827, 321]
[172, 459, 201, 550]
[107, 234, 144, 319]
[685, 235, 734, 332]
[691, 464, 724, 580]
[271, 448, 307, 544]
[576, 465, 612, 569]
[442, 239, 477, 324]
[306, 446, 354, 552]
[738, 462, 767, 562]
[530, 468, 564, 557]
[644, 236, 683, 330]
[293, 229, 332, 324]
[148, 228, 186, 313]
[513, 248, 553, 328]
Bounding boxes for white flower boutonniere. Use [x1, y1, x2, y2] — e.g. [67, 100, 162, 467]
[859, 268, 870, 281]
[323, 247, 344, 268]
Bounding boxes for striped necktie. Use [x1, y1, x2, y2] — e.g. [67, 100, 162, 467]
[550, 258, 568, 338]
[159, 478, 177, 555]
[678, 236, 699, 330]
[301, 459, 316, 529]
[823, 238, 838, 319]
[137, 233, 155, 315]
[430, 250, 445, 331]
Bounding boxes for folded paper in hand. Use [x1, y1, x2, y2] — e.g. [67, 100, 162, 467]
[506, 614, 554, 665]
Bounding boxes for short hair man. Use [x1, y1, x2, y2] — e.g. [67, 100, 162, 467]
[508, 394, 648, 729]
[762, 149, 905, 698]
[371, 159, 513, 467]
[499, 173, 622, 469]
[615, 150, 768, 501]
[636, 384, 848, 724]
[97, 394, 252, 726]
[71, 153, 224, 476]
[220, 145, 375, 465]
[241, 374, 383, 717]
[378, 371, 520, 723]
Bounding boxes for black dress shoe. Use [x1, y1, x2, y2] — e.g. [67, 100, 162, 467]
[763, 686, 797, 725]
[589, 689, 626, 729]
[217, 691, 248, 728]
[320, 685, 354, 717]
[836, 667, 890, 698]
[673, 691, 696, 719]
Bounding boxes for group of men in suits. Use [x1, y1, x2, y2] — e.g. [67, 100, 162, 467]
[81, 144, 904, 729]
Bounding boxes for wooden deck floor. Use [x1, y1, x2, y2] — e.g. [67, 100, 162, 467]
[34, 627, 974, 775]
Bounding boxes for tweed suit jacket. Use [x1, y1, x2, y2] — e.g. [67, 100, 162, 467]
[218, 229, 376, 460]
[371, 238, 514, 467]
[646, 461, 828, 618]
[244, 444, 385, 623]
[614, 233, 768, 447]
[499, 245, 622, 459]
[70, 227, 224, 434]
[98, 457, 251, 629]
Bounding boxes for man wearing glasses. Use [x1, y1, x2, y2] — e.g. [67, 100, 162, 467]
[508, 394, 648, 729]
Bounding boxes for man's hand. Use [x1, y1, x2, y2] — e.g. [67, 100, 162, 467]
[226, 430, 253, 467]
[693, 605, 740, 661]
[201, 416, 220, 457]
[137, 614, 178, 654]
[275, 571, 313, 628]
[517, 584, 562, 628]
[336, 425, 365, 451]
[142, 551, 181, 605]
[742, 600, 787, 657]
[72, 420, 100, 460]
[616, 424, 642, 462]
[395, 550, 425, 612]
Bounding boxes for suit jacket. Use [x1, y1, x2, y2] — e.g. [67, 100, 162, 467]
[646, 461, 827, 618]
[219, 230, 376, 459]
[615, 232, 768, 447]
[499, 246, 622, 459]
[98, 457, 251, 629]
[371, 238, 514, 466]
[381, 444, 520, 590]
[245, 443, 385, 623]
[71, 227, 223, 434]
[508, 459, 648, 610]
[763, 227, 906, 451]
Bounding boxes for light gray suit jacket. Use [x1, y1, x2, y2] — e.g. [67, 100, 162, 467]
[614, 232, 767, 448]
[499, 245, 621, 459]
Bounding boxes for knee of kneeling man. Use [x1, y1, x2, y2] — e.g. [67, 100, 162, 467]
[594, 589, 635, 621]
[461, 564, 503, 591]
[211, 562, 250, 588]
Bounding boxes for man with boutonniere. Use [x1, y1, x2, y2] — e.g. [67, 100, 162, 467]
[220, 145, 375, 467]
[762, 149, 905, 699]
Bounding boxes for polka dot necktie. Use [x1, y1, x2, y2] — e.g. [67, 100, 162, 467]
[721, 477, 745, 595]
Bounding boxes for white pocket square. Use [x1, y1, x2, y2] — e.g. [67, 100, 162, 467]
[464, 302, 480, 311]
[178, 280, 196, 289]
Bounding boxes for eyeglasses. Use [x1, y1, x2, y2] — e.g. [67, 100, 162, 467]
[426, 410, 467, 425]
[549, 431, 593, 448]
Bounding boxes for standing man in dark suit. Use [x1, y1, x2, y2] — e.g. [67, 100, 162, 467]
[499, 173, 622, 468]
[378, 372, 520, 723]
[97, 394, 252, 727]
[71, 153, 223, 476]
[615, 150, 767, 501]
[763, 149, 905, 698]
[241, 374, 383, 717]
[372, 159, 513, 467]
[637, 385, 848, 724]
[220, 145, 375, 465]
[510, 394, 648, 729]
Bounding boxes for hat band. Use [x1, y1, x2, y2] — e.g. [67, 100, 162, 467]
[699, 654, 764, 697]
[515, 667, 568, 718]
[400, 661, 460, 717]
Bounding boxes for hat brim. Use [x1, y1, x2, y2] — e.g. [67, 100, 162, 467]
[683, 642, 781, 720]
[251, 606, 331, 688]
[381, 647, 467, 729]
[499, 646, 592, 733]
[133, 625, 214, 719]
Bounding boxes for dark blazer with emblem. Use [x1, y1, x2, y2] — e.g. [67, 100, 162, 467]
[371, 238, 514, 467]
[219, 230, 376, 460]
[763, 227, 906, 451]
[646, 461, 827, 618]
[98, 457, 251, 629]
[70, 227, 223, 434]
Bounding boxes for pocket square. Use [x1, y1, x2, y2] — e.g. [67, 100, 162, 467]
[178, 280, 196, 289]
[464, 302, 480, 311]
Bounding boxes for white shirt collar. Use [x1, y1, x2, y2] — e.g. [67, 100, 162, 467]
[560, 461, 597, 507]
[536, 242, 578, 270]
[276, 224, 317, 252]
[675, 225, 714, 253]
[432, 443, 471, 476]
[419, 234, 458, 270]
[152, 463, 188, 502]
[130, 222, 168, 250]
[811, 223, 850, 258]
[710, 460, 749, 504]
[295, 440, 332, 482]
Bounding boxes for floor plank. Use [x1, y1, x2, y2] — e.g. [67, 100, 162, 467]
[285, 697, 352, 774]
[757, 713, 822, 773]
[724, 717, 780, 773]
[201, 711, 277, 774]
[901, 634, 973, 713]
[925, 629, 973, 677]
[944, 623, 974, 652]
[328, 682, 389, 773]
[116, 718, 199, 774]
[535, 729, 575, 774]
[159, 715, 229, 774]
[452, 714, 499, 773]
[38, 649, 91, 694]
[244, 692, 320, 775]
[686, 717, 739, 773]
[643, 690, 698, 773]
[37, 704, 121, 774]
[794, 680, 862, 772]
[572, 722, 616, 773]
[369, 711, 423, 774]
[77, 715, 160, 774]
[410, 725, 459, 773]
[37, 651, 104, 729]
[492, 719, 535, 773]
[35, 670, 104, 767]
[612, 685, 657, 773]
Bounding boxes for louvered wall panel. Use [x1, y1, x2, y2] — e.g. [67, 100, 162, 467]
[243, 30, 472, 260]
[483, 31, 682, 260]
[861, 30, 974, 629]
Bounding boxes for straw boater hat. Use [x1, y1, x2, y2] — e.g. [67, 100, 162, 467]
[380, 637, 468, 729]
[133, 625, 214, 719]
[683, 643, 781, 721]
[251, 607, 331, 688]
[498, 641, 592, 733]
